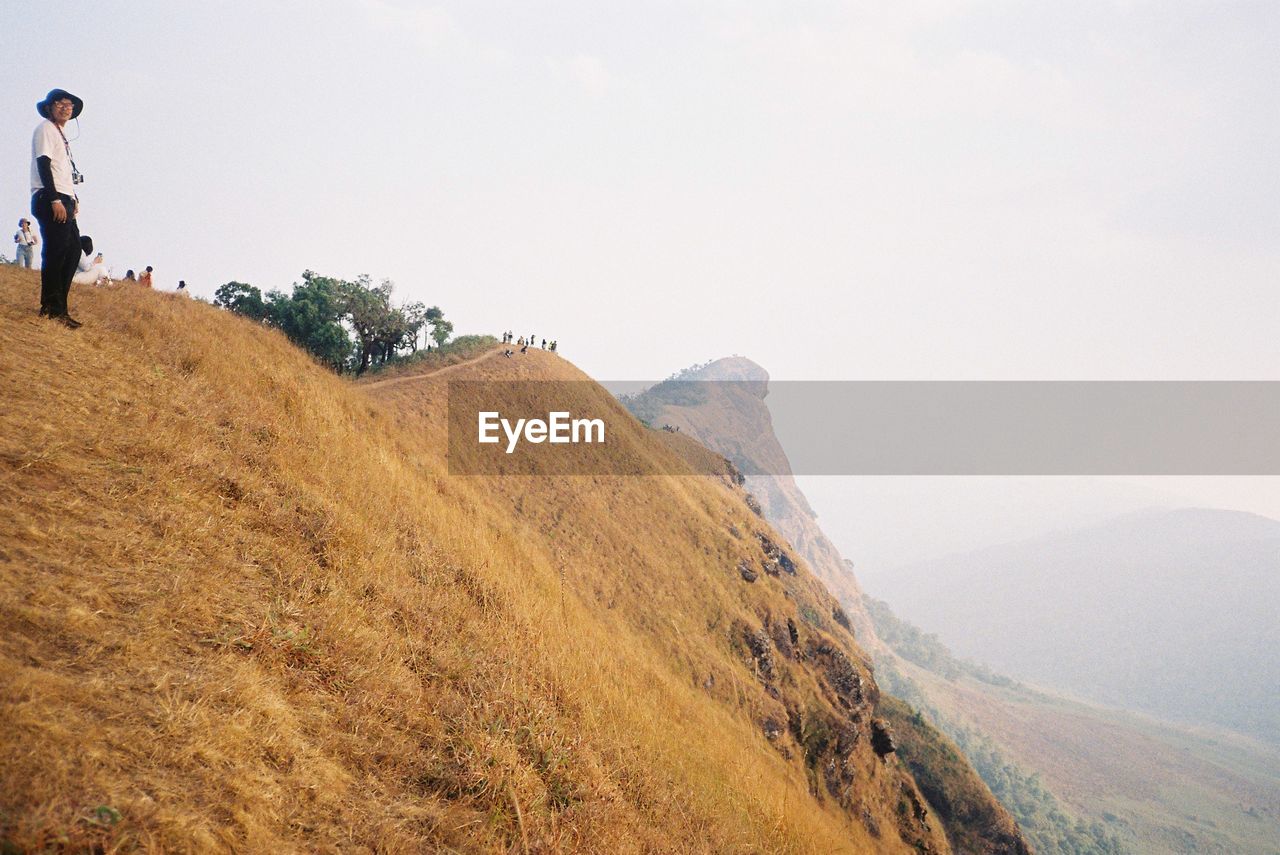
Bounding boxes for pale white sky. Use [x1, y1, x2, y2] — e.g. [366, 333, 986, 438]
[800, 474, 1280, 571]
[6, 1, 1277, 383]
[6, 1, 1277, 565]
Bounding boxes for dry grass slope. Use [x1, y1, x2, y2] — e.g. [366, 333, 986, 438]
[1, 268, 947, 853]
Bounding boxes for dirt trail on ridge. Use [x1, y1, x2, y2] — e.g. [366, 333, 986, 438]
[359, 347, 505, 390]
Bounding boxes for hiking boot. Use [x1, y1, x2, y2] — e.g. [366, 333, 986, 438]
[59, 315, 83, 329]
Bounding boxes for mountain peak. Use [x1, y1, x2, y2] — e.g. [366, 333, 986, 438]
[683, 356, 770, 389]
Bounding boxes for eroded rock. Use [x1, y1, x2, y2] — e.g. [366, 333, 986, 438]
[871, 718, 896, 758]
[756, 532, 797, 576]
[744, 627, 775, 681]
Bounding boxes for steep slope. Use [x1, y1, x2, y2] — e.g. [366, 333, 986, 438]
[625, 355, 1280, 854]
[364, 338, 953, 853]
[1, 267, 948, 853]
[623, 359, 1030, 854]
[873, 508, 1280, 741]
[876, 696, 1031, 855]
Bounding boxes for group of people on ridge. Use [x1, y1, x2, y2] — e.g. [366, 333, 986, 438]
[501, 330, 557, 352]
[500, 330, 560, 358]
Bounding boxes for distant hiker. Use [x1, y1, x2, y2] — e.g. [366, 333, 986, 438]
[13, 218, 37, 268]
[71, 235, 110, 285]
[30, 88, 86, 327]
[176, 280, 188, 294]
[123, 269, 135, 281]
[550, 340, 557, 352]
[520, 343, 528, 354]
[503, 348, 514, 358]
[138, 265, 153, 287]
[541, 338, 546, 349]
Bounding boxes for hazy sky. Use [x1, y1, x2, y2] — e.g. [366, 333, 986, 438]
[6, 0, 1277, 384]
[799, 474, 1280, 571]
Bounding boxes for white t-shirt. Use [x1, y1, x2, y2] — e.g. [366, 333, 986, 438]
[31, 120, 77, 196]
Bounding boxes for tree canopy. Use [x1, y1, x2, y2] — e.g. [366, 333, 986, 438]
[214, 272, 451, 374]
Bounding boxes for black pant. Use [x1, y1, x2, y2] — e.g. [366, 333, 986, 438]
[31, 191, 80, 317]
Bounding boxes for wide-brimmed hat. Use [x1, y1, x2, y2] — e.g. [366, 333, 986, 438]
[37, 88, 83, 119]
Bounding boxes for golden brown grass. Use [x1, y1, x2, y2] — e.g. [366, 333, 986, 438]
[0, 269, 947, 853]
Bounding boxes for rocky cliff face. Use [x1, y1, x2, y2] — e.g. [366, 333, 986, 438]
[624, 358, 882, 643]
[623, 356, 1032, 854]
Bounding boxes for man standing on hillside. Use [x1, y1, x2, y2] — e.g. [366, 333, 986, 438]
[30, 88, 86, 328]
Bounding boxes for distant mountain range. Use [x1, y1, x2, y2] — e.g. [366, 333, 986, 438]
[874, 507, 1280, 742]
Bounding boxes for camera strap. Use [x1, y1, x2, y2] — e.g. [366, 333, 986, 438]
[53, 122, 82, 186]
